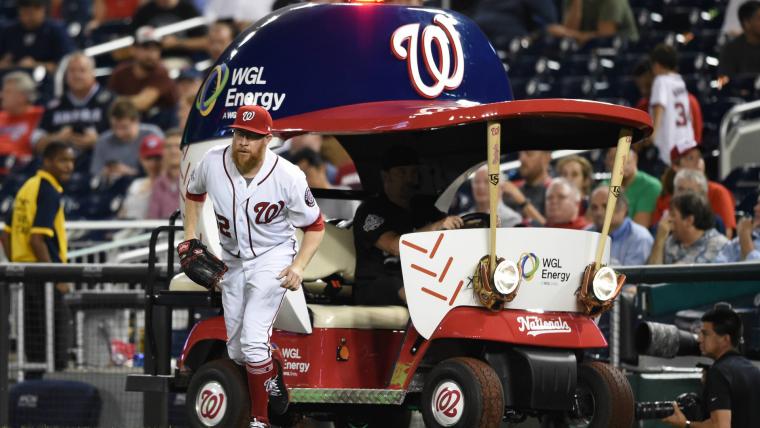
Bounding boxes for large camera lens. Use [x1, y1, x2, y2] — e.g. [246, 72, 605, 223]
[635, 321, 701, 358]
[635, 401, 675, 420]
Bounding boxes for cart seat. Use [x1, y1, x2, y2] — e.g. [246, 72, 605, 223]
[308, 304, 409, 330]
[297, 222, 355, 282]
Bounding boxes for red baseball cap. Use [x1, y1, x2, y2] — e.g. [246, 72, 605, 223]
[229, 105, 272, 135]
[669, 139, 701, 164]
[140, 134, 164, 158]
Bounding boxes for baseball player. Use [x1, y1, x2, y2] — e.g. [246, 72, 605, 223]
[180, 105, 325, 428]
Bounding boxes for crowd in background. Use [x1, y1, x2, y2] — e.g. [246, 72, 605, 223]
[0, 0, 758, 266]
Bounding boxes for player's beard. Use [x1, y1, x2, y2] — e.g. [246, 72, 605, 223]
[232, 148, 265, 175]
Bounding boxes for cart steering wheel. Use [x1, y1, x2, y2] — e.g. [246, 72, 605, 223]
[459, 212, 491, 229]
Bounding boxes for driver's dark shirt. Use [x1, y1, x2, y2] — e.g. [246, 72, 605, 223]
[353, 194, 445, 281]
[703, 351, 760, 427]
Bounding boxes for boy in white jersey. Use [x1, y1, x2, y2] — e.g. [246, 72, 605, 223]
[181, 105, 325, 428]
[649, 44, 697, 166]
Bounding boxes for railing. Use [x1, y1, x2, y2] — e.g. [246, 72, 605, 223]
[719, 98, 760, 179]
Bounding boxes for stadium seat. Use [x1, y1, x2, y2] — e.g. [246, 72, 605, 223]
[723, 166, 760, 208]
[658, 7, 700, 33]
[559, 76, 593, 99]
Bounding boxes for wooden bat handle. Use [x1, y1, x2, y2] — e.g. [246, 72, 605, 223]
[594, 128, 633, 270]
[487, 121, 501, 275]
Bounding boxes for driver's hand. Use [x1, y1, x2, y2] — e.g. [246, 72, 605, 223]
[438, 215, 464, 230]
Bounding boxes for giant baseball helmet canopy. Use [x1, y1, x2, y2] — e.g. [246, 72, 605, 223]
[185, 2, 652, 193]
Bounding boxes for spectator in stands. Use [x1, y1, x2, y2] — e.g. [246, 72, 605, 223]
[669, 142, 736, 237]
[469, 0, 558, 52]
[147, 131, 181, 219]
[207, 20, 236, 62]
[556, 155, 593, 214]
[544, 177, 588, 229]
[86, 0, 140, 34]
[35, 53, 115, 167]
[0, 71, 44, 175]
[177, 93, 194, 132]
[633, 58, 703, 144]
[461, 165, 522, 227]
[176, 67, 203, 101]
[715, 194, 760, 262]
[90, 98, 164, 180]
[606, 147, 661, 228]
[322, 136, 360, 189]
[203, 0, 273, 31]
[119, 134, 164, 219]
[0, 142, 75, 375]
[0, 0, 74, 73]
[647, 44, 698, 169]
[547, 0, 638, 45]
[648, 192, 728, 264]
[587, 186, 653, 265]
[291, 148, 359, 220]
[108, 26, 179, 127]
[283, 133, 338, 183]
[718, 1, 760, 77]
[504, 150, 552, 216]
[501, 178, 546, 225]
[131, 0, 207, 57]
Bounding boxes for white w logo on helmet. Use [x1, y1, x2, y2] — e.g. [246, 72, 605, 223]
[242, 111, 255, 121]
[391, 15, 464, 99]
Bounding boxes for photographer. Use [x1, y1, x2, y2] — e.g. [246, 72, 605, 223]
[662, 306, 760, 428]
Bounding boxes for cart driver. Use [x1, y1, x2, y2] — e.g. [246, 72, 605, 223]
[353, 146, 464, 305]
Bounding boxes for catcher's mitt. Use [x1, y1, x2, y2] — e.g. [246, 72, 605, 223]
[177, 239, 228, 290]
[576, 263, 626, 316]
[473, 255, 519, 312]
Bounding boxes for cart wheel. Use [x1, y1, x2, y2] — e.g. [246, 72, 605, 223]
[544, 362, 633, 428]
[421, 357, 504, 428]
[186, 358, 249, 428]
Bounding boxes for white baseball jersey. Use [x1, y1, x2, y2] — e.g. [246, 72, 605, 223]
[186, 145, 321, 260]
[649, 73, 696, 165]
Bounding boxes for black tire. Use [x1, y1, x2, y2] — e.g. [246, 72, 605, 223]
[421, 357, 504, 428]
[186, 358, 250, 428]
[545, 362, 634, 428]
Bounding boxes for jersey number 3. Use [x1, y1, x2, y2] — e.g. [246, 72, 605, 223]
[675, 102, 688, 127]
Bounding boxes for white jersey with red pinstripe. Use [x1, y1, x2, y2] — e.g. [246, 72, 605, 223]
[186, 145, 321, 260]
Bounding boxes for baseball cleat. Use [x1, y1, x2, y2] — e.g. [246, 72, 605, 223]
[266, 360, 290, 416]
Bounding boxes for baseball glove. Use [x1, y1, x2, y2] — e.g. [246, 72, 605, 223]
[177, 239, 228, 290]
[473, 255, 516, 312]
[576, 263, 626, 316]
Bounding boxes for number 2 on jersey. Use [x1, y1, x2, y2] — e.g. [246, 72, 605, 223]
[216, 213, 231, 238]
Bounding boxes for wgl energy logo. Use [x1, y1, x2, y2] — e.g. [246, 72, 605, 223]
[519, 252, 571, 284]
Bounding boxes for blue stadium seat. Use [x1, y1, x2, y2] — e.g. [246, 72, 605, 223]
[657, 7, 700, 33]
[559, 76, 593, 99]
[506, 55, 539, 79]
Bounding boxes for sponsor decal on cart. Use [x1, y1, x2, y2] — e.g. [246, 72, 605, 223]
[516, 316, 572, 336]
[519, 252, 571, 285]
[281, 347, 311, 375]
[196, 381, 227, 425]
[391, 14, 464, 99]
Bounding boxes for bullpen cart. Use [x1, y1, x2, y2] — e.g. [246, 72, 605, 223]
[126, 2, 653, 427]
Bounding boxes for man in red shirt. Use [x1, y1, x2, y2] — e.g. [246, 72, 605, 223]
[670, 141, 736, 238]
[0, 71, 43, 175]
[108, 26, 178, 125]
[545, 177, 588, 230]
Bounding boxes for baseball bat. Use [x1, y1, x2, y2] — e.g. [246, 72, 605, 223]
[487, 121, 501, 275]
[594, 128, 633, 271]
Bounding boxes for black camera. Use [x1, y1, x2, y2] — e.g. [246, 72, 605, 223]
[635, 321, 701, 358]
[635, 392, 702, 420]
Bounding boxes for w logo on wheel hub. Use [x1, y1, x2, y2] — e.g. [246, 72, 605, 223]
[432, 381, 464, 426]
[196, 381, 227, 425]
[391, 14, 464, 99]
